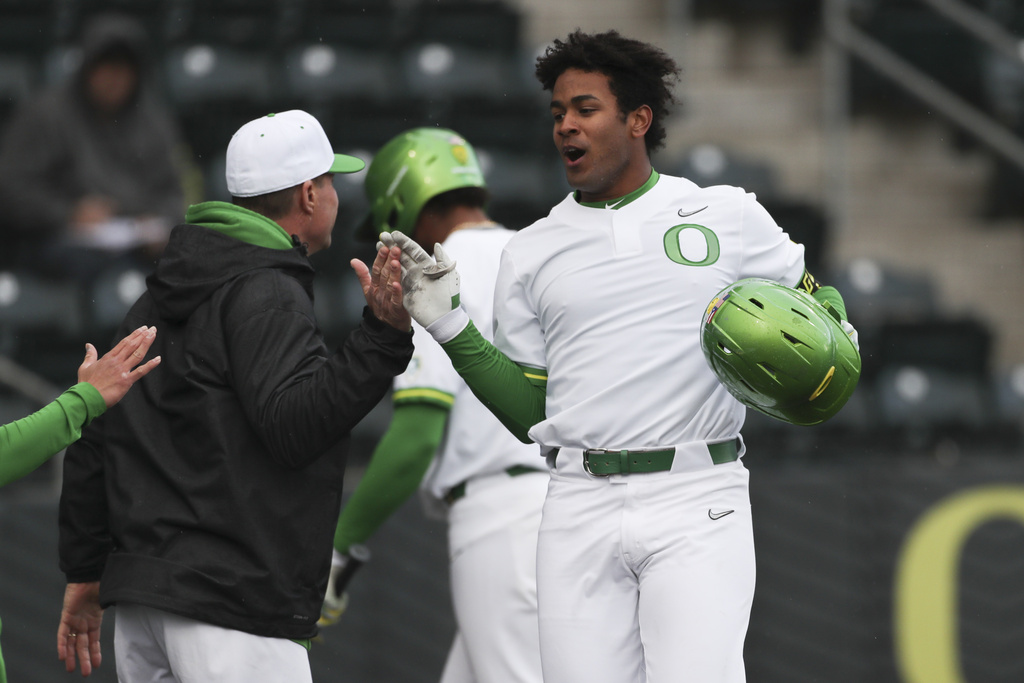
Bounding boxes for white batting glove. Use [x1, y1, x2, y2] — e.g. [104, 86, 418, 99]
[841, 319, 860, 351]
[318, 545, 371, 630]
[818, 300, 860, 352]
[318, 549, 353, 629]
[381, 231, 467, 341]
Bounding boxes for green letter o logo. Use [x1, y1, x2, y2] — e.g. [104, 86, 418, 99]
[664, 224, 720, 266]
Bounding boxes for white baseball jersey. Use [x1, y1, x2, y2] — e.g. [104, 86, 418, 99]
[494, 173, 805, 453]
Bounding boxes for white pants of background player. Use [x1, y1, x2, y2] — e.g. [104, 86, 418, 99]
[114, 603, 313, 683]
[439, 468, 548, 683]
[537, 454, 755, 683]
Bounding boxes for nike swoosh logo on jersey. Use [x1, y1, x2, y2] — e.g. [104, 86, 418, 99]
[708, 509, 734, 520]
[678, 206, 708, 218]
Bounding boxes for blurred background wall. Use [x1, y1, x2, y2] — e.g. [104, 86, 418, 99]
[2, 1, 1024, 682]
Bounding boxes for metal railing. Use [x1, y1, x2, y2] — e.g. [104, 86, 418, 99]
[823, 0, 1024, 229]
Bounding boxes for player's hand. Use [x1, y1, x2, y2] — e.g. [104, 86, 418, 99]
[57, 581, 104, 677]
[78, 326, 161, 408]
[318, 568, 350, 630]
[379, 230, 461, 328]
[841, 319, 860, 351]
[318, 546, 371, 631]
[818, 301, 860, 353]
[351, 244, 411, 332]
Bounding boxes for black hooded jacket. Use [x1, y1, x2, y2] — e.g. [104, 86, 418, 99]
[57, 221, 413, 639]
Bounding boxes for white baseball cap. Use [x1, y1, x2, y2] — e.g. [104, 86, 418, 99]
[225, 110, 365, 197]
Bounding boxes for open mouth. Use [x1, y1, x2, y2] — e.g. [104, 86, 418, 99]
[563, 146, 585, 164]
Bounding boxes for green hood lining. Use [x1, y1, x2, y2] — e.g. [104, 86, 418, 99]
[184, 201, 295, 250]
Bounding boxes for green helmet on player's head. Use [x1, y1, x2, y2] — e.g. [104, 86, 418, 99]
[700, 278, 862, 426]
[356, 127, 488, 242]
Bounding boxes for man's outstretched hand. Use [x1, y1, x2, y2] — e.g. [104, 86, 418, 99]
[351, 243, 412, 332]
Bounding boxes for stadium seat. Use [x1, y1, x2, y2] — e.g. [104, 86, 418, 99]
[279, 43, 397, 110]
[874, 364, 996, 447]
[445, 92, 550, 154]
[164, 44, 273, 107]
[828, 258, 940, 358]
[0, 270, 82, 353]
[163, 44, 274, 159]
[87, 263, 148, 340]
[293, 0, 400, 50]
[403, 0, 523, 54]
[325, 99, 434, 153]
[175, 0, 289, 50]
[399, 42, 527, 104]
[0, 270, 84, 383]
[873, 316, 992, 377]
[865, 312, 998, 449]
[993, 363, 1024, 442]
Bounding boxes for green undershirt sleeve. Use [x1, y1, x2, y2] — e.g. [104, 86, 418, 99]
[439, 321, 546, 444]
[333, 403, 449, 553]
[796, 268, 849, 322]
[0, 383, 106, 489]
[812, 286, 848, 322]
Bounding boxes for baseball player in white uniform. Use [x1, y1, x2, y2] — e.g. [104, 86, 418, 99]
[322, 128, 546, 683]
[375, 30, 857, 683]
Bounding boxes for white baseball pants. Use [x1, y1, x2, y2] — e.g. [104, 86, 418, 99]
[113, 603, 313, 683]
[536, 456, 755, 683]
[440, 469, 548, 683]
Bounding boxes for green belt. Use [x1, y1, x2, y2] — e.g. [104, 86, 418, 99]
[444, 465, 544, 506]
[582, 439, 739, 476]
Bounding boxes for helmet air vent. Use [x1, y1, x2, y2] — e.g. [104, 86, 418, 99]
[782, 331, 804, 346]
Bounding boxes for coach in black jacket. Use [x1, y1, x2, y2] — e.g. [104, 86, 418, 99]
[56, 111, 413, 682]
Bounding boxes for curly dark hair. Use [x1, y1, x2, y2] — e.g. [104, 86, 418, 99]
[535, 29, 681, 155]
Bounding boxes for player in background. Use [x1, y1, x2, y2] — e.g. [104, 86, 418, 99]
[379, 30, 859, 683]
[0, 325, 160, 683]
[321, 128, 546, 683]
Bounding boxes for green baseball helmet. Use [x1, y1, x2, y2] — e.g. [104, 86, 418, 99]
[356, 127, 487, 242]
[700, 278, 862, 426]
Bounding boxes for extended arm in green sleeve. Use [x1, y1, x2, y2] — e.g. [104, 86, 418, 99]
[0, 383, 106, 488]
[440, 320, 546, 444]
[333, 403, 449, 554]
